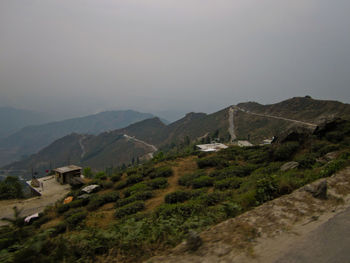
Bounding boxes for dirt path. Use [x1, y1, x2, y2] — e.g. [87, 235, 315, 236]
[147, 167, 350, 263]
[228, 107, 237, 142]
[79, 136, 87, 158]
[124, 134, 158, 158]
[145, 157, 197, 211]
[235, 106, 317, 128]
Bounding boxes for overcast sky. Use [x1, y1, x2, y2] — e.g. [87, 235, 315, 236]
[1, 0, 350, 121]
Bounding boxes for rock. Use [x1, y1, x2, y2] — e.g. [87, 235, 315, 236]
[186, 231, 202, 251]
[82, 184, 100, 194]
[305, 180, 328, 199]
[324, 151, 339, 161]
[280, 161, 299, 171]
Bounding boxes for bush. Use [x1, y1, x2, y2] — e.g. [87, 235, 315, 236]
[65, 211, 87, 227]
[57, 204, 70, 214]
[255, 175, 278, 204]
[165, 190, 192, 204]
[295, 154, 316, 169]
[156, 200, 204, 218]
[115, 201, 145, 218]
[115, 191, 152, 208]
[32, 215, 50, 228]
[178, 171, 204, 187]
[220, 201, 241, 217]
[51, 222, 67, 236]
[149, 166, 173, 178]
[95, 172, 107, 180]
[199, 192, 224, 206]
[100, 181, 113, 189]
[197, 157, 229, 169]
[114, 180, 127, 190]
[110, 173, 122, 182]
[146, 177, 168, 189]
[214, 177, 242, 190]
[126, 174, 143, 185]
[87, 192, 120, 211]
[273, 142, 299, 161]
[68, 199, 87, 208]
[191, 176, 213, 188]
[101, 191, 120, 203]
[320, 159, 347, 178]
[123, 183, 151, 197]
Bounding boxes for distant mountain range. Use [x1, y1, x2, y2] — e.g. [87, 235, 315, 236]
[3, 96, 350, 174]
[0, 107, 53, 139]
[0, 110, 155, 166]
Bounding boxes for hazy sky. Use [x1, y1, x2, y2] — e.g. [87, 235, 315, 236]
[1, 0, 350, 121]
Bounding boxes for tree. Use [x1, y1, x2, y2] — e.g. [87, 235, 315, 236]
[0, 176, 23, 199]
[1, 206, 25, 229]
[83, 167, 93, 178]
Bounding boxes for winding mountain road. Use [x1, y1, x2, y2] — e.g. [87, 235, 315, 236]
[235, 106, 317, 128]
[123, 134, 158, 157]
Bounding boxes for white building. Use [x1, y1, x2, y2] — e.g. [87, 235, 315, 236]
[196, 143, 228, 152]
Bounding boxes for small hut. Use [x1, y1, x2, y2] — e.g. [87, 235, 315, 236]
[54, 165, 82, 185]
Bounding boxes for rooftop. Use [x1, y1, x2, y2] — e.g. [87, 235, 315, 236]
[54, 165, 82, 174]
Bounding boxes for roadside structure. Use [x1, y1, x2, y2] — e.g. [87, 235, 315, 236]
[54, 165, 83, 185]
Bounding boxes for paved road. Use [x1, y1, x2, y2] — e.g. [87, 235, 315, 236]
[275, 206, 350, 263]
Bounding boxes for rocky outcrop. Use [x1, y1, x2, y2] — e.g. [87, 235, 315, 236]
[280, 161, 299, 171]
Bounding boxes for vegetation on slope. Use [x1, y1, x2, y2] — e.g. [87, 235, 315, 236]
[1, 119, 350, 263]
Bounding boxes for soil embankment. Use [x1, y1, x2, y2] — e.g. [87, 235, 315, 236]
[148, 167, 350, 263]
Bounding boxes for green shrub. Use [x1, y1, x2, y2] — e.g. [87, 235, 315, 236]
[114, 180, 128, 190]
[273, 142, 299, 161]
[68, 199, 87, 208]
[191, 176, 214, 188]
[115, 191, 152, 207]
[51, 222, 67, 236]
[32, 215, 50, 228]
[320, 159, 347, 177]
[95, 171, 107, 180]
[165, 190, 191, 204]
[198, 192, 224, 206]
[197, 157, 229, 169]
[214, 177, 242, 190]
[150, 166, 173, 178]
[86, 192, 120, 211]
[220, 201, 241, 217]
[57, 204, 70, 214]
[123, 183, 151, 197]
[156, 200, 204, 218]
[101, 191, 120, 203]
[126, 174, 143, 185]
[146, 177, 168, 189]
[255, 175, 278, 204]
[115, 201, 145, 218]
[178, 171, 204, 187]
[100, 181, 113, 189]
[65, 211, 87, 227]
[295, 154, 316, 169]
[110, 173, 122, 182]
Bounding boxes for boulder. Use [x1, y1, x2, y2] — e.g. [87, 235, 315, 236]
[82, 184, 100, 194]
[280, 161, 299, 171]
[305, 180, 328, 199]
[186, 231, 202, 251]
